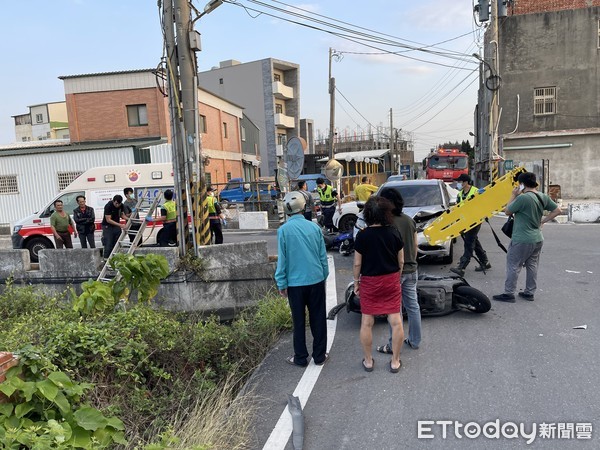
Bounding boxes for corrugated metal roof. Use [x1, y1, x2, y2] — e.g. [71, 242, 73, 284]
[58, 68, 157, 80]
[317, 149, 390, 162]
[0, 137, 166, 156]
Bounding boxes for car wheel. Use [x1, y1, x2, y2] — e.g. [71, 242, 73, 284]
[338, 214, 357, 232]
[26, 237, 54, 263]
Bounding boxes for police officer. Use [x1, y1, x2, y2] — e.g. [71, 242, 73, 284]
[316, 177, 340, 232]
[449, 174, 491, 276]
[206, 186, 224, 244]
[158, 189, 177, 246]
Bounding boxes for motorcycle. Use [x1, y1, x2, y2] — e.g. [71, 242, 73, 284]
[322, 229, 354, 256]
[330, 273, 491, 319]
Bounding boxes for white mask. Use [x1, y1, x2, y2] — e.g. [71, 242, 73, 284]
[519, 183, 525, 192]
[456, 182, 463, 190]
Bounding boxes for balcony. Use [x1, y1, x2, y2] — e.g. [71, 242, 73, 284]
[272, 81, 294, 100]
[274, 113, 295, 129]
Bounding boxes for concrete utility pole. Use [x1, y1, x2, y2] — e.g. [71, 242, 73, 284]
[489, 0, 499, 183]
[389, 108, 395, 173]
[163, 0, 211, 256]
[328, 47, 336, 160]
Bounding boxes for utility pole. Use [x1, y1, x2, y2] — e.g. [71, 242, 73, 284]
[389, 108, 395, 173]
[328, 47, 336, 159]
[489, 0, 499, 183]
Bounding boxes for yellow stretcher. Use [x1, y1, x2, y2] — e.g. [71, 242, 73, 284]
[423, 167, 527, 245]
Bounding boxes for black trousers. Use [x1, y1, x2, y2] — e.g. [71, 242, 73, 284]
[458, 224, 488, 268]
[159, 222, 177, 246]
[79, 232, 95, 248]
[287, 280, 327, 365]
[321, 205, 335, 230]
[210, 217, 223, 244]
[102, 225, 121, 258]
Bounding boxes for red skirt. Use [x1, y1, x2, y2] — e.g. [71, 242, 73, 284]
[359, 271, 402, 315]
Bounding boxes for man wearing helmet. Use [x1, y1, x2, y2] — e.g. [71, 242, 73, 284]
[275, 191, 330, 367]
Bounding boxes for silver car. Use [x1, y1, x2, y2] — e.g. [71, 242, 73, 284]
[333, 179, 455, 263]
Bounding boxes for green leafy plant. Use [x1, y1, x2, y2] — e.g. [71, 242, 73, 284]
[0, 346, 126, 449]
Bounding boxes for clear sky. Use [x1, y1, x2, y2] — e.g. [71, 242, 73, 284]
[0, 0, 483, 161]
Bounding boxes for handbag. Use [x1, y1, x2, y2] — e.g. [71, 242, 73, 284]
[501, 216, 514, 238]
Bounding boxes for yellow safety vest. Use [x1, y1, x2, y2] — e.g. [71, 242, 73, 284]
[163, 200, 177, 220]
[207, 196, 217, 215]
[457, 186, 479, 203]
[318, 185, 335, 205]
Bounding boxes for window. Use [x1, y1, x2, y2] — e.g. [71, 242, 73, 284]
[205, 173, 212, 186]
[42, 191, 85, 217]
[219, 78, 223, 84]
[46, 132, 51, 138]
[241, 126, 246, 141]
[277, 133, 287, 145]
[274, 73, 281, 82]
[21, 137, 28, 142]
[57, 171, 83, 191]
[35, 113, 43, 123]
[223, 122, 228, 138]
[0, 175, 18, 194]
[199, 114, 207, 133]
[133, 147, 151, 164]
[127, 104, 148, 126]
[226, 172, 232, 181]
[534, 87, 557, 116]
[275, 104, 283, 114]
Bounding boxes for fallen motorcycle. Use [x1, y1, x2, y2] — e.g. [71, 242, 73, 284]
[322, 230, 354, 256]
[337, 273, 491, 317]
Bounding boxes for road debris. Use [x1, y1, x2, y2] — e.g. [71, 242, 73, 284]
[573, 325, 588, 330]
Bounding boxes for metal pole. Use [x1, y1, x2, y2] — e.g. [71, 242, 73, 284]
[328, 48, 336, 160]
[489, 0, 499, 183]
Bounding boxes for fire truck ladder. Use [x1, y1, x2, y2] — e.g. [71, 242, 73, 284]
[97, 190, 163, 282]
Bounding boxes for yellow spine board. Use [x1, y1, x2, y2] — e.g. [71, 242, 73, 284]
[423, 167, 527, 245]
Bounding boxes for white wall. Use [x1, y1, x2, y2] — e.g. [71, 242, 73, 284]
[0, 147, 135, 227]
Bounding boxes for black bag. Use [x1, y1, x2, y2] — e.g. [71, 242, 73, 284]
[501, 216, 514, 238]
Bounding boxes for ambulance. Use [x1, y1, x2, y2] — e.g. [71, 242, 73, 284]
[12, 163, 176, 262]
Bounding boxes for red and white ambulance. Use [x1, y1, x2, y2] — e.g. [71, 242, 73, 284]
[12, 163, 175, 262]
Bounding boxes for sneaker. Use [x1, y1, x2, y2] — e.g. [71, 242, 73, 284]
[518, 292, 535, 301]
[474, 262, 492, 272]
[492, 293, 516, 303]
[449, 267, 465, 276]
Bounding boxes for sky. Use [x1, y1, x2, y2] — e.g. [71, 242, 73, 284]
[0, 0, 484, 161]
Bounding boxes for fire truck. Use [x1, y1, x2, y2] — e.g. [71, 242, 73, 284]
[423, 148, 469, 182]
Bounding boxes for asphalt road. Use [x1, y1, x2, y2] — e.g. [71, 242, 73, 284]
[242, 217, 600, 449]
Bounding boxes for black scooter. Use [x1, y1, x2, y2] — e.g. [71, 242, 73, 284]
[328, 273, 491, 319]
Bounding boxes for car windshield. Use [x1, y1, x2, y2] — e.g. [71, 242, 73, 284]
[428, 156, 468, 169]
[386, 184, 443, 207]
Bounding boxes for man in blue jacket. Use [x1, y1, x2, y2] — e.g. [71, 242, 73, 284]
[275, 191, 330, 367]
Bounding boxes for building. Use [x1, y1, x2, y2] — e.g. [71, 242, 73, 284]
[198, 58, 300, 176]
[12, 101, 69, 142]
[1, 69, 262, 228]
[476, 1, 600, 197]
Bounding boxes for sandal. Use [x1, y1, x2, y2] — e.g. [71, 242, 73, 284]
[362, 358, 374, 372]
[389, 360, 402, 373]
[286, 355, 308, 367]
[376, 344, 393, 354]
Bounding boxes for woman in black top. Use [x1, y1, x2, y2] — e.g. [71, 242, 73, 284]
[353, 196, 404, 373]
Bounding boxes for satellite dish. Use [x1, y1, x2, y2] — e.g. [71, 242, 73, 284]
[286, 137, 306, 180]
[325, 158, 344, 181]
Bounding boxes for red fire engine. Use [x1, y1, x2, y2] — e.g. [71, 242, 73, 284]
[423, 148, 469, 182]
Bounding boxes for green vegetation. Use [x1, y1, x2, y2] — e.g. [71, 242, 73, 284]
[0, 255, 292, 448]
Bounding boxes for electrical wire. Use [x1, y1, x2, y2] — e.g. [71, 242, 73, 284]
[335, 87, 377, 129]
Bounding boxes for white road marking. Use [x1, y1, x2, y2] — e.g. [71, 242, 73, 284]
[262, 255, 338, 450]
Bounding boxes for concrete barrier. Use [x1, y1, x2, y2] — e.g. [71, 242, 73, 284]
[568, 203, 600, 223]
[0, 242, 276, 321]
[0, 249, 30, 278]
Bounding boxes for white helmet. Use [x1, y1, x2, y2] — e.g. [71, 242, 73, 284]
[283, 191, 306, 215]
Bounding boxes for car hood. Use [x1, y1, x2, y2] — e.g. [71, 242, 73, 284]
[13, 212, 39, 227]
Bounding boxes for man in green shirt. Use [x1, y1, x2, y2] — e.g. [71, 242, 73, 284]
[50, 199, 76, 249]
[493, 172, 561, 302]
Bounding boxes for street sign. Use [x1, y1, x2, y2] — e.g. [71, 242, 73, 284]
[400, 164, 411, 175]
[504, 160, 514, 171]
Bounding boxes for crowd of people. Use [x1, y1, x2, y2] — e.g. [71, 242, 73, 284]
[275, 170, 561, 373]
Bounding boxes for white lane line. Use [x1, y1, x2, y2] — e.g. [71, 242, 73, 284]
[262, 255, 338, 450]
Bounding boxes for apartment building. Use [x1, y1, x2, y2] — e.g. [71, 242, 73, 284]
[476, 1, 600, 197]
[198, 58, 300, 176]
[12, 101, 69, 142]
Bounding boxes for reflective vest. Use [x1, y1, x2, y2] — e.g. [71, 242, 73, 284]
[318, 185, 335, 205]
[163, 200, 177, 221]
[207, 196, 218, 215]
[457, 186, 479, 203]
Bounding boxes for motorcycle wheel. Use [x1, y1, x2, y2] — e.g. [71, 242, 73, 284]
[453, 285, 491, 313]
